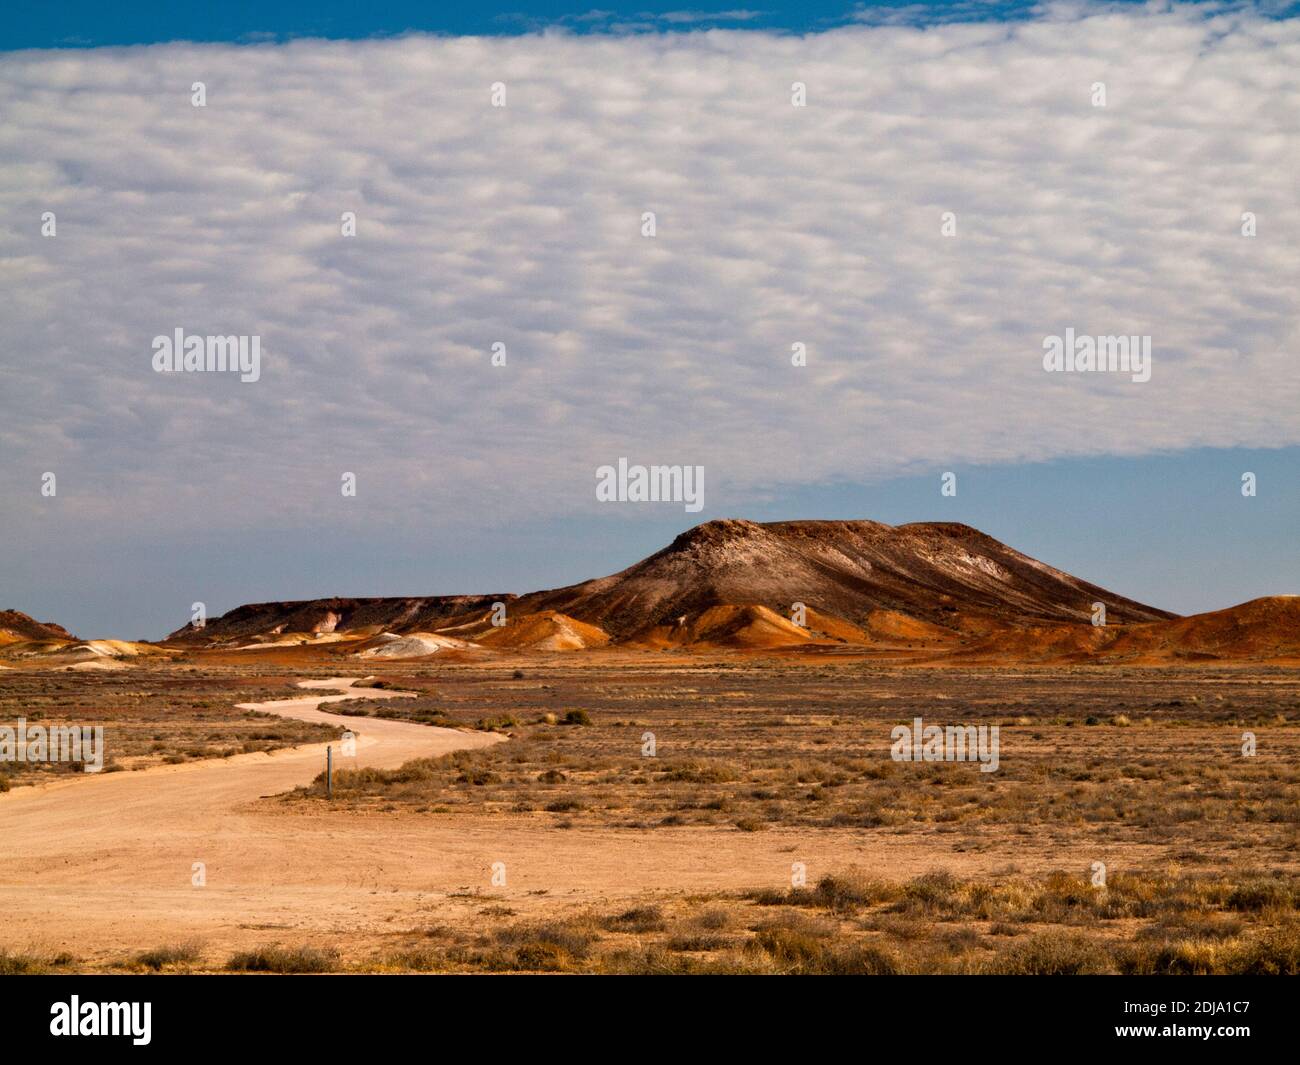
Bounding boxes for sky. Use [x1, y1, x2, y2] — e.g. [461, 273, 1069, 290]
[4, 2, 1055, 49]
[2, 1, 1298, 639]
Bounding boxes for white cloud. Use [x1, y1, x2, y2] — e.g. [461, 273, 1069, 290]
[1, 3, 1298, 537]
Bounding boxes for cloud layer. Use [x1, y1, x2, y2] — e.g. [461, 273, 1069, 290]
[2, 3, 1298, 537]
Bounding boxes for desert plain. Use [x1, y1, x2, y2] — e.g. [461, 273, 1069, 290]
[1, 651, 1298, 975]
[2, 520, 1298, 975]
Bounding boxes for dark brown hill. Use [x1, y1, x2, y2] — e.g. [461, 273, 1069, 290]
[514, 519, 1174, 640]
[166, 595, 514, 642]
[162, 519, 1176, 649]
[0, 609, 76, 643]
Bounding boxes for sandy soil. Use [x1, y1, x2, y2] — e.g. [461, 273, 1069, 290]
[0, 678, 506, 963]
[0, 671, 1281, 968]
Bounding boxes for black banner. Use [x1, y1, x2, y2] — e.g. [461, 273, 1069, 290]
[4, 975, 1291, 1053]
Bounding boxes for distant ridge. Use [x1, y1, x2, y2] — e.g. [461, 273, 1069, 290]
[166, 595, 511, 642]
[165, 519, 1181, 654]
[512, 519, 1175, 640]
[0, 609, 77, 644]
[11, 521, 1296, 662]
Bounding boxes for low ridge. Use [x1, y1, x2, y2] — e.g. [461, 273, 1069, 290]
[164, 519, 1177, 653]
[0, 609, 77, 644]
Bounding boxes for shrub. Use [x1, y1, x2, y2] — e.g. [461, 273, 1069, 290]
[695, 908, 733, 930]
[603, 906, 667, 933]
[384, 947, 444, 972]
[1225, 878, 1295, 912]
[494, 920, 600, 970]
[1223, 925, 1300, 975]
[985, 932, 1110, 975]
[899, 871, 963, 914]
[815, 870, 896, 912]
[751, 927, 900, 974]
[134, 941, 202, 971]
[225, 945, 339, 973]
[667, 933, 733, 952]
[0, 950, 48, 975]
[1120, 938, 1223, 975]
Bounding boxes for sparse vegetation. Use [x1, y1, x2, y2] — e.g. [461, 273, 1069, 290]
[0, 948, 72, 975]
[7, 657, 1299, 975]
[275, 663, 1300, 864]
[0, 668, 338, 785]
[224, 944, 339, 973]
[364, 867, 1300, 974]
[133, 941, 203, 971]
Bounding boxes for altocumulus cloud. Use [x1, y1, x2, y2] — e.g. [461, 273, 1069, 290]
[1, 2, 1298, 537]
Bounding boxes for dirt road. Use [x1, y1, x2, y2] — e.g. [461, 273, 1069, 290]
[0, 678, 507, 962]
[0, 677, 1177, 966]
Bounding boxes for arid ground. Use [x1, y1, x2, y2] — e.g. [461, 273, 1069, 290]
[2, 652, 1298, 974]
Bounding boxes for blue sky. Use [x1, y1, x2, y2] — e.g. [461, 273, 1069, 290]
[10, 446, 1298, 641]
[1, 2, 1297, 638]
[5, 2, 1051, 50]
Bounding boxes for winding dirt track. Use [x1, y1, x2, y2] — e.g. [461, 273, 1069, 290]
[0, 679, 506, 961]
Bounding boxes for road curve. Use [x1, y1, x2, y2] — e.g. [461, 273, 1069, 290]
[0, 677, 503, 830]
[0, 678, 506, 960]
